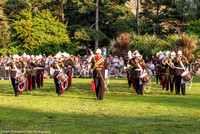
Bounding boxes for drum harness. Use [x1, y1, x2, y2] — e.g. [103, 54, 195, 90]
[13, 63, 26, 91]
[138, 62, 151, 92]
[179, 60, 192, 91]
[56, 62, 68, 90]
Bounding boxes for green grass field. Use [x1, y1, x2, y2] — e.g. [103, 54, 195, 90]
[0, 77, 200, 133]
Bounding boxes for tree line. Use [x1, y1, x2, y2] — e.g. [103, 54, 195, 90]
[0, 0, 199, 57]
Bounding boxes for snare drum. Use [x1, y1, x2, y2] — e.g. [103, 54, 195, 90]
[56, 71, 68, 83]
[14, 73, 26, 85]
[139, 72, 151, 84]
[181, 70, 193, 82]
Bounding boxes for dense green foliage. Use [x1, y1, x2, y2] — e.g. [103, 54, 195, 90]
[186, 19, 200, 36]
[8, 9, 75, 55]
[0, 77, 200, 133]
[129, 32, 160, 57]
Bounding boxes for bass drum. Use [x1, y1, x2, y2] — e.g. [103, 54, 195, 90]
[56, 71, 68, 83]
[139, 72, 151, 84]
[181, 70, 193, 83]
[14, 73, 26, 85]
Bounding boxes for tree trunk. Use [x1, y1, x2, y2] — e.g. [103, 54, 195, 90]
[136, 0, 140, 35]
[61, 1, 64, 24]
[95, 0, 99, 51]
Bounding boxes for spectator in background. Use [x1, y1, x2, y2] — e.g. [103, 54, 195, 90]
[106, 57, 111, 68]
[149, 60, 156, 76]
[145, 56, 149, 63]
[119, 57, 124, 77]
[109, 65, 115, 78]
[113, 56, 120, 71]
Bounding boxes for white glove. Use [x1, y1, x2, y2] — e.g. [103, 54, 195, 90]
[105, 69, 108, 79]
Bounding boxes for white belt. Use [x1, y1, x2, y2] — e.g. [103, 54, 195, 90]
[11, 69, 17, 71]
[174, 67, 183, 70]
[54, 69, 59, 71]
[34, 67, 43, 69]
[135, 69, 142, 71]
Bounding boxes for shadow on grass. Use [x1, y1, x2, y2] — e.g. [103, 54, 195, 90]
[0, 106, 199, 133]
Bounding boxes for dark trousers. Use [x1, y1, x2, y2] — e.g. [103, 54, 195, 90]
[28, 75, 32, 90]
[32, 75, 36, 89]
[161, 74, 165, 90]
[54, 77, 62, 95]
[11, 77, 19, 96]
[36, 74, 41, 88]
[25, 75, 28, 91]
[0, 67, 5, 78]
[41, 74, 44, 87]
[135, 78, 143, 95]
[169, 75, 175, 92]
[165, 74, 170, 91]
[175, 75, 186, 95]
[94, 77, 104, 99]
[127, 73, 132, 88]
[156, 72, 160, 84]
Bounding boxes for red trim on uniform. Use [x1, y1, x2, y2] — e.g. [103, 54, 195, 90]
[20, 84, 22, 93]
[91, 80, 96, 93]
[30, 76, 32, 90]
[94, 57, 105, 70]
[132, 75, 137, 90]
[35, 75, 37, 88]
[26, 75, 29, 91]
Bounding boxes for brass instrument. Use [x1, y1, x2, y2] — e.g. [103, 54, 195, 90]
[162, 51, 170, 65]
[166, 58, 175, 69]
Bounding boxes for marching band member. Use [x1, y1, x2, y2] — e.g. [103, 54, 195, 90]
[52, 53, 64, 95]
[154, 51, 162, 85]
[163, 51, 171, 91]
[63, 52, 74, 88]
[7, 55, 24, 97]
[91, 49, 108, 100]
[40, 55, 46, 87]
[36, 55, 45, 88]
[174, 50, 189, 95]
[131, 53, 146, 95]
[124, 51, 132, 88]
[130, 51, 137, 90]
[31, 55, 37, 90]
[159, 52, 165, 90]
[35, 56, 42, 89]
[169, 51, 176, 92]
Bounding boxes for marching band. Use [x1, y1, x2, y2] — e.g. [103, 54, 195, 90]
[125, 50, 193, 96]
[1, 49, 197, 98]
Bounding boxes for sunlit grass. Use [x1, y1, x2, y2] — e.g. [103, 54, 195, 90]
[0, 77, 200, 133]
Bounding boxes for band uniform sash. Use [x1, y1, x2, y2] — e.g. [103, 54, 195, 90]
[92, 57, 105, 71]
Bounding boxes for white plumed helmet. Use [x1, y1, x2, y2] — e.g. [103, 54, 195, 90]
[177, 50, 182, 55]
[95, 49, 102, 54]
[171, 51, 176, 56]
[135, 53, 140, 57]
[13, 54, 19, 59]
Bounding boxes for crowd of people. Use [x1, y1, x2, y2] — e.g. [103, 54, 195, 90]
[0, 54, 200, 80]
